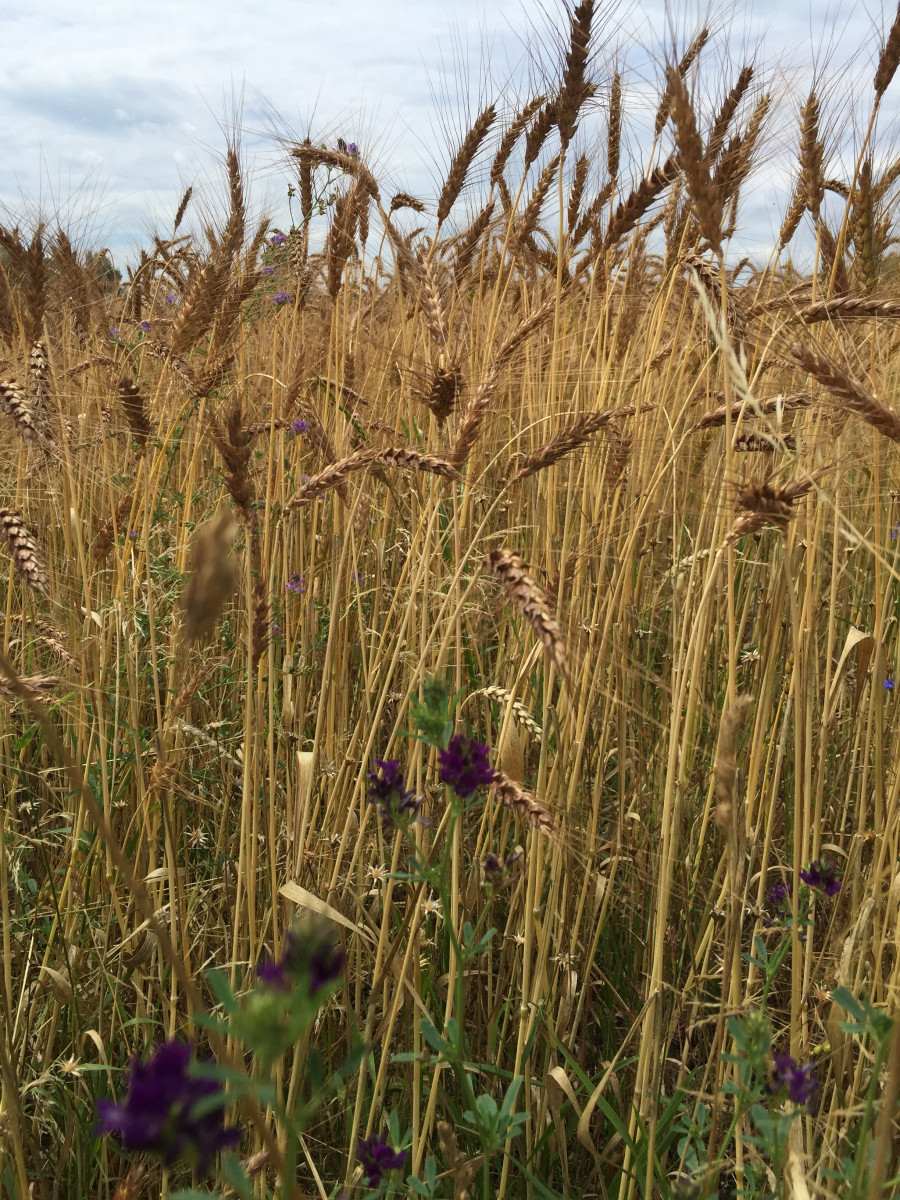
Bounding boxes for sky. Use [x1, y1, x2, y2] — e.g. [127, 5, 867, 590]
[1, 1, 897, 265]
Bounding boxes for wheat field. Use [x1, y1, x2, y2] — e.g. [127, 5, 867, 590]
[2, 5, 900, 1199]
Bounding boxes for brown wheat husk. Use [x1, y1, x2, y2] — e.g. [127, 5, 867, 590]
[799, 91, 825, 216]
[566, 155, 590, 233]
[790, 342, 900, 441]
[490, 95, 546, 187]
[0, 508, 49, 596]
[93, 492, 136, 562]
[437, 105, 497, 224]
[600, 157, 677, 253]
[389, 192, 425, 214]
[118, 377, 151, 450]
[180, 511, 239, 644]
[507, 410, 615, 483]
[490, 770, 555, 838]
[654, 27, 709, 136]
[800, 296, 900, 323]
[875, 4, 900, 98]
[556, 0, 596, 149]
[485, 548, 566, 673]
[0, 380, 36, 442]
[281, 447, 461, 517]
[690, 392, 812, 432]
[667, 67, 722, 253]
[453, 201, 495, 281]
[607, 72, 622, 181]
[0, 672, 60, 701]
[727, 468, 830, 540]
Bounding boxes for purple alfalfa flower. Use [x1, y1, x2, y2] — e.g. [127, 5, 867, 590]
[271, 290, 293, 305]
[261, 265, 275, 276]
[483, 847, 524, 889]
[351, 569, 364, 586]
[95, 1040, 238, 1176]
[165, 293, 177, 305]
[885, 678, 895, 692]
[140, 321, 153, 332]
[765, 879, 792, 925]
[337, 138, 359, 159]
[269, 231, 287, 247]
[357, 1133, 406, 1187]
[287, 418, 308, 436]
[800, 859, 842, 897]
[257, 919, 345, 996]
[285, 572, 306, 594]
[438, 734, 495, 799]
[109, 326, 120, 340]
[367, 759, 421, 826]
[891, 529, 898, 541]
[771, 1053, 818, 1107]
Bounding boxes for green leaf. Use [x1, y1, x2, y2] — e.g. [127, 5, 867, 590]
[419, 1020, 447, 1055]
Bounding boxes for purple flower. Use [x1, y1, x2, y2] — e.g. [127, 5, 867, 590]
[109, 326, 120, 340]
[766, 879, 792, 924]
[95, 1040, 237, 1176]
[337, 138, 359, 159]
[140, 321, 153, 332]
[891, 529, 898, 541]
[438, 735, 495, 798]
[128, 529, 137, 539]
[257, 920, 345, 995]
[271, 291, 293, 305]
[262, 265, 275, 275]
[771, 1054, 818, 1107]
[288, 418, 308, 435]
[367, 758, 421, 825]
[357, 1134, 406, 1187]
[800, 859, 841, 896]
[351, 570, 364, 585]
[285, 572, 306, 594]
[269, 231, 287, 247]
[885, 678, 894, 692]
[165, 293, 177, 305]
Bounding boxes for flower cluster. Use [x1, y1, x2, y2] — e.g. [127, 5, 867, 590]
[766, 879, 791, 925]
[287, 418, 308, 436]
[358, 1133, 406, 1187]
[271, 291, 293, 305]
[257, 921, 345, 996]
[483, 848, 524, 890]
[337, 138, 359, 158]
[438, 735, 495, 798]
[367, 759, 421, 825]
[800, 859, 842, 896]
[140, 320, 153, 332]
[286, 572, 307, 594]
[269, 230, 287, 247]
[95, 1040, 237, 1176]
[165, 293, 177, 305]
[262, 265, 275, 276]
[770, 1053, 818, 1108]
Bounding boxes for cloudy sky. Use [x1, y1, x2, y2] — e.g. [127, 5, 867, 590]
[1, 1, 897, 264]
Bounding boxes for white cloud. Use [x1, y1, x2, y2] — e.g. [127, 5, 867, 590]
[0, 0, 896, 265]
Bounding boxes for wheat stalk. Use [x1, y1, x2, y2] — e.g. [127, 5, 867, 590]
[281, 448, 461, 517]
